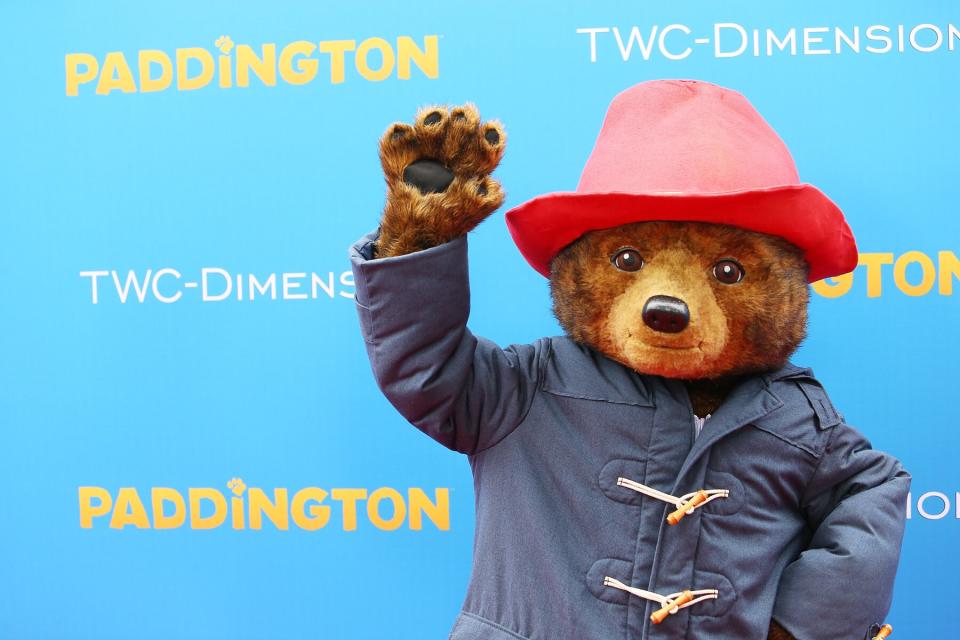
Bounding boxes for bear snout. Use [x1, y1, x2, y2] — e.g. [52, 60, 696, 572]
[642, 295, 690, 333]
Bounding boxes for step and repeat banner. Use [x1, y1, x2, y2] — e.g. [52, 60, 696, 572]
[1, 1, 957, 638]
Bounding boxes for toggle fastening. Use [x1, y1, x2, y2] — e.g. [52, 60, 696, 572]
[603, 576, 719, 624]
[617, 477, 729, 525]
[872, 624, 893, 640]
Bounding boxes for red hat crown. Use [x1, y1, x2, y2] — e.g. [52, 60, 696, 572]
[577, 80, 800, 195]
[505, 78, 859, 282]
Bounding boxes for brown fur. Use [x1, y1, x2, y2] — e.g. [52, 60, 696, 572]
[374, 103, 506, 258]
[767, 620, 796, 640]
[374, 104, 805, 640]
[551, 221, 810, 416]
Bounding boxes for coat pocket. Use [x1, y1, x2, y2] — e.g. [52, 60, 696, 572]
[448, 611, 532, 640]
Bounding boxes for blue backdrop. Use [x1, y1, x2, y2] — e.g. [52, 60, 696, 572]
[1, 1, 957, 638]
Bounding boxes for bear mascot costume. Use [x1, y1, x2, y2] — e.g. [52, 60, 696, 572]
[349, 79, 909, 640]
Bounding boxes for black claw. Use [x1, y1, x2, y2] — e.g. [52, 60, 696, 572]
[484, 128, 500, 145]
[477, 181, 488, 196]
[452, 111, 466, 121]
[424, 111, 442, 125]
[403, 159, 455, 194]
[390, 127, 407, 140]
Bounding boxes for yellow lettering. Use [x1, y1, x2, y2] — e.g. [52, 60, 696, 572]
[231, 496, 245, 529]
[65, 53, 99, 96]
[332, 488, 367, 531]
[78, 486, 112, 528]
[397, 35, 439, 79]
[96, 52, 136, 96]
[81, 484, 452, 532]
[408, 488, 450, 531]
[218, 55, 232, 88]
[189, 488, 227, 529]
[319, 40, 356, 83]
[279, 41, 318, 85]
[291, 488, 330, 530]
[176, 48, 215, 91]
[938, 250, 960, 295]
[355, 37, 395, 81]
[151, 487, 186, 529]
[859, 252, 894, 298]
[248, 488, 289, 530]
[110, 487, 150, 529]
[138, 50, 173, 93]
[811, 273, 853, 298]
[894, 250, 936, 296]
[367, 487, 407, 530]
[236, 44, 277, 87]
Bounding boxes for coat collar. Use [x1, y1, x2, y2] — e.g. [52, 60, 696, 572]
[544, 339, 816, 488]
[666, 361, 814, 492]
[546, 338, 812, 410]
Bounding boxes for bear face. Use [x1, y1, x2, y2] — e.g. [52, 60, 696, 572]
[371, 101, 812, 413]
[550, 221, 810, 381]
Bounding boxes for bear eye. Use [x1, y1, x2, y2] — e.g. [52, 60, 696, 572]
[611, 248, 644, 272]
[713, 259, 745, 284]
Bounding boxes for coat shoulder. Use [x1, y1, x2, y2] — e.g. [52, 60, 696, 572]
[752, 364, 845, 457]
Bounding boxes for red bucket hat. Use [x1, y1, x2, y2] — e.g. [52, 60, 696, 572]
[504, 79, 858, 283]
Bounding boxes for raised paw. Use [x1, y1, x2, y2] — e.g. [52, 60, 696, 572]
[375, 103, 507, 258]
[379, 103, 505, 189]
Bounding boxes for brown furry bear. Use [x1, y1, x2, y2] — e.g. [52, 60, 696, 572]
[355, 83, 906, 640]
[374, 103, 809, 423]
[374, 101, 802, 640]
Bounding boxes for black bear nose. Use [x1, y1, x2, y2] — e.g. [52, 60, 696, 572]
[642, 295, 690, 333]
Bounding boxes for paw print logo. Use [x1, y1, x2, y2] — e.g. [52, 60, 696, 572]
[227, 477, 246, 496]
[215, 35, 234, 54]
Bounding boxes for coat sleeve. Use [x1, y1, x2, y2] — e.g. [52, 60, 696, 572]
[348, 229, 547, 455]
[771, 420, 911, 640]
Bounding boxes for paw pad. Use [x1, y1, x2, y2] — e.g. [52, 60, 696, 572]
[379, 103, 505, 199]
[403, 159, 454, 194]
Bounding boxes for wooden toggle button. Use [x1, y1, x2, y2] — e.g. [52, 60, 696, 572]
[667, 490, 708, 525]
[650, 590, 693, 624]
[872, 624, 893, 640]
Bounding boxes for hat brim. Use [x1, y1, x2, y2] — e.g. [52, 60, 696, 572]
[504, 184, 858, 283]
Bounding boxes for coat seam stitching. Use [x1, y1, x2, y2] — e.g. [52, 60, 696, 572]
[540, 386, 654, 407]
[748, 423, 819, 458]
[799, 422, 839, 506]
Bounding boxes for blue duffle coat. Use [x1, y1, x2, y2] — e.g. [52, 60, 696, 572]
[349, 230, 910, 640]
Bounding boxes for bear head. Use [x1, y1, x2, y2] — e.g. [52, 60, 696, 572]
[550, 221, 810, 383]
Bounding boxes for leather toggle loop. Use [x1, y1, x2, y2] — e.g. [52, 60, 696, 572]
[602, 576, 719, 624]
[616, 476, 729, 524]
